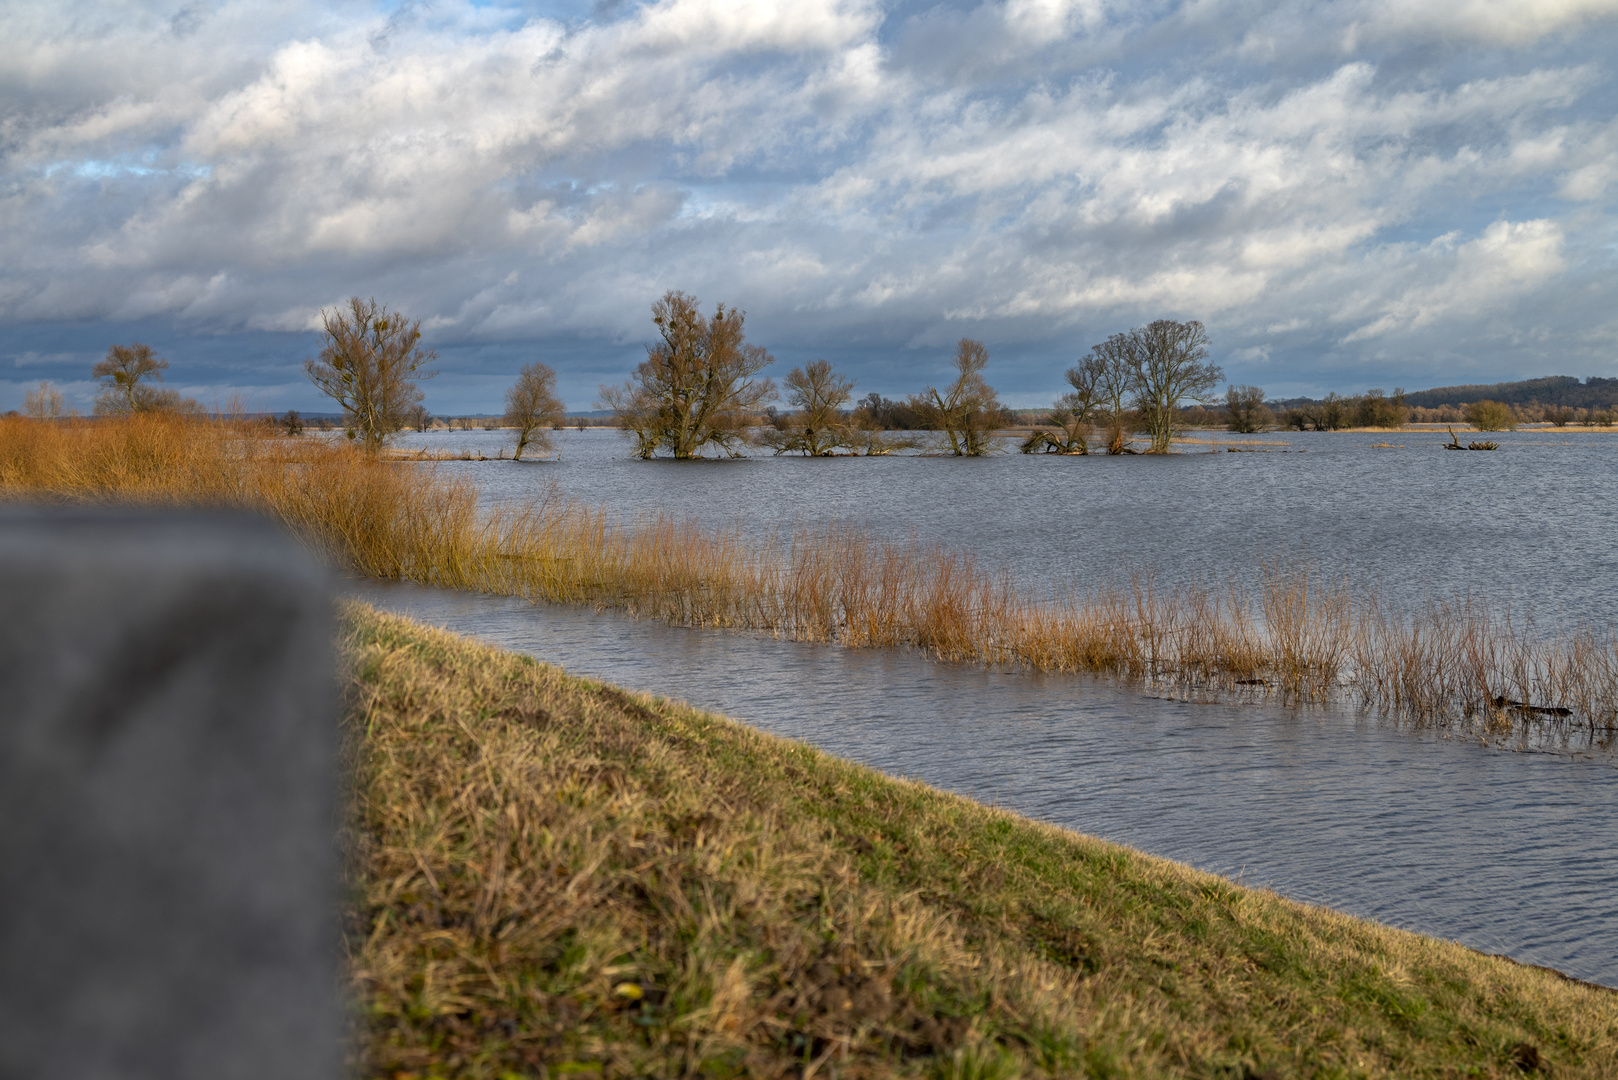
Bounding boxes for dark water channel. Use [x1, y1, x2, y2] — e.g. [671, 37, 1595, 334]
[348, 580, 1618, 988]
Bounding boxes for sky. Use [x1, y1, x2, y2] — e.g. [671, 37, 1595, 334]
[3, 0, 1617, 414]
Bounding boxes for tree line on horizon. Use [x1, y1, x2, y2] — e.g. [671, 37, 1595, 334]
[15, 291, 1614, 448]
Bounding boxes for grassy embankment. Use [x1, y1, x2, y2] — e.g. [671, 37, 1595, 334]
[2, 414, 1615, 735]
[344, 603, 1618, 1078]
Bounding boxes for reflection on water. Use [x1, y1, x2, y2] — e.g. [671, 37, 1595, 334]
[349, 581, 1618, 988]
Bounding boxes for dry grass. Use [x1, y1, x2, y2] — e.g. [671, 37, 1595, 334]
[342, 603, 1618, 1078]
[5, 414, 1615, 738]
[1173, 436, 1294, 445]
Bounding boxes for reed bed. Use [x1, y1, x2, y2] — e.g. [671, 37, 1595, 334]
[4, 414, 1614, 738]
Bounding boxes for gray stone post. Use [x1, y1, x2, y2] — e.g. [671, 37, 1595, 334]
[0, 508, 339, 1080]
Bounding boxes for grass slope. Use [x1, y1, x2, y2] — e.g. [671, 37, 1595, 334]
[342, 604, 1616, 1079]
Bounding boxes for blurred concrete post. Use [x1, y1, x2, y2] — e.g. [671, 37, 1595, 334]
[0, 509, 338, 1080]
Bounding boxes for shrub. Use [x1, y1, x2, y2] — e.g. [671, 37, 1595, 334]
[1465, 400, 1516, 431]
[24, 380, 64, 420]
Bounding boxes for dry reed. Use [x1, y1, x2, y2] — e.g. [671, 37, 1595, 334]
[4, 414, 1614, 738]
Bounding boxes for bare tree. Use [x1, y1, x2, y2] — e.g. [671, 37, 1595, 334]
[1022, 359, 1104, 454]
[24, 380, 64, 420]
[280, 409, 305, 436]
[917, 338, 1001, 456]
[1081, 335, 1138, 453]
[303, 297, 437, 453]
[600, 291, 776, 459]
[759, 359, 855, 456]
[1125, 320, 1223, 454]
[505, 362, 565, 460]
[93, 344, 189, 415]
[404, 403, 434, 433]
[1225, 385, 1271, 433]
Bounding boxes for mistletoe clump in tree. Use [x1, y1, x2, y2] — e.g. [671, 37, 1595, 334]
[600, 291, 775, 459]
[304, 297, 437, 453]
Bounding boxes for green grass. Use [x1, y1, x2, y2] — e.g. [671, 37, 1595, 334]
[341, 603, 1617, 1079]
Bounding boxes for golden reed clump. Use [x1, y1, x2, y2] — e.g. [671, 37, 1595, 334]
[4, 413, 1614, 736]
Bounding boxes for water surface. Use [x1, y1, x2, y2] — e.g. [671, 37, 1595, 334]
[390, 426, 1618, 624]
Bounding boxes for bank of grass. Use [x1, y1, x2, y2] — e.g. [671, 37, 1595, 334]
[3, 414, 1616, 736]
[343, 603, 1618, 1078]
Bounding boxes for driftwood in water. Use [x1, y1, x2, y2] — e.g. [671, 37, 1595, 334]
[1019, 430, 1087, 455]
[1444, 425, 1499, 451]
[1491, 696, 1573, 718]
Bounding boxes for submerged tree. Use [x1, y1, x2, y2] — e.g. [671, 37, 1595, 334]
[1125, 320, 1223, 454]
[1082, 335, 1138, 453]
[760, 359, 856, 456]
[405, 403, 434, 433]
[304, 297, 438, 453]
[1225, 385, 1271, 433]
[1022, 356, 1104, 454]
[505, 362, 565, 461]
[600, 291, 776, 459]
[916, 338, 1002, 456]
[93, 343, 192, 415]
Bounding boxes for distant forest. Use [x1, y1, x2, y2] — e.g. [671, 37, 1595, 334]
[1279, 375, 1618, 410]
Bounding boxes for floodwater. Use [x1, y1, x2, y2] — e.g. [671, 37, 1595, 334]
[353, 426, 1618, 986]
[390, 426, 1618, 624]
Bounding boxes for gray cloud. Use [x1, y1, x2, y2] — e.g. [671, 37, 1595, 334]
[3, 0, 1617, 412]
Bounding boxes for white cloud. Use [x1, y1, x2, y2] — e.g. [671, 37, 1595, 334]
[1, 0, 1616, 405]
[1359, 0, 1618, 45]
[1338, 219, 1567, 342]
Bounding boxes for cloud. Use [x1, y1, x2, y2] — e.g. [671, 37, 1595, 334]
[1, 0, 1617, 410]
[1359, 0, 1618, 45]
[1337, 219, 1567, 342]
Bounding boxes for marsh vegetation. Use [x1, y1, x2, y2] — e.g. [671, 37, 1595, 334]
[4, 413, 1614, 739]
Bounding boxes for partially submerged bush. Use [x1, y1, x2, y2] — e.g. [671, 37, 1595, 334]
[1466, 400, 1516, 432]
